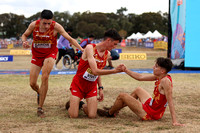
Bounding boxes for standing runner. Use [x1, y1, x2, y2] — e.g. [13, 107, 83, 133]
[21, 9, 83, 117]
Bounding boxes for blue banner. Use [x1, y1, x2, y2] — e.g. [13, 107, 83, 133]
[185, 0, 200, 68]
[145, 42, 154, 48]
[0, 55, 13, 62]
[170, 0, 186, 59]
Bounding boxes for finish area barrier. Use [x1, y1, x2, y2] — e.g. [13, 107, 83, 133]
[0, 69, 200, 75]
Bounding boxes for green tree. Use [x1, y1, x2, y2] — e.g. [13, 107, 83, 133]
[116, 7, 133, 38]
[0, 13, 26, 38]
[54, 11, 71, 31]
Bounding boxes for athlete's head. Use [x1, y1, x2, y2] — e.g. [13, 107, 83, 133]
[104, 29, 122, 42]
[89, 34, 95, 41]
[103, 29, 122, 51]
[41, 9, 53, 20]
[40, 9, 54, 30]
[156, 57, 173, 73]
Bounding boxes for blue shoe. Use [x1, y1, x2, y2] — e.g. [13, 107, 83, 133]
[37, 93, 40, 105]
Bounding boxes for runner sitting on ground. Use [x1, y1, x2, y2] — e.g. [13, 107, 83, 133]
[97, 57, 184, 126]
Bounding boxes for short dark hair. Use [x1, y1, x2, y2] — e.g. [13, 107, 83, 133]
[104, 29, 122, 42]
[89, 34, 95, 38]
[66, 27, 73, 33]
[41, 9, 53, 19]
[156, 57, 173, 73]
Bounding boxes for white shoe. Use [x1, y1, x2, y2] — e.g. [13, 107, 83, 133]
[53, 65, 58, 70]
[62, 66, 67, 70]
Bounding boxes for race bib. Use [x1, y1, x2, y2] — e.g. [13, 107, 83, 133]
[33, 43, 51, 48]
[83, 68, 98, 82]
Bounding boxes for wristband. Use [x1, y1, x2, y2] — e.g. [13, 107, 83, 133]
[98, 86, 103, 90]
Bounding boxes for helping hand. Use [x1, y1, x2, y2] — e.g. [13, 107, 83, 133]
[115, 64, 126, 72]
[23, 41, 30, 49]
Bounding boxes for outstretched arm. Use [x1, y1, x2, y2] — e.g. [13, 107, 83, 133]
[124, 67, 156, 81]
[162, 78, 185, 126]
[85, 45, 124, 75]
[55, 23, 84, 52]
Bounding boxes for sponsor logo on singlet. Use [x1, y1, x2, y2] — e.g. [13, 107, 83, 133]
[33, 40, 51, 48]
[33, 43, 51, 48]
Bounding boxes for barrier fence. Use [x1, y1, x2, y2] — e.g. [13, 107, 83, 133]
[0, 38, 168, 50]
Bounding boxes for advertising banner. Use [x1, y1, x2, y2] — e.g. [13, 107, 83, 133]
[170, 0, 186, 59]
[120, 53, 146, 60]
[0, 55, 13, 62]
[10, 50, 31, 55]
[154, 41, 168, 50]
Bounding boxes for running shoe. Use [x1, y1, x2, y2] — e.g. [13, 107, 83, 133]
[97, 109, 115, 117]
[37, 107, 45, 118]
[37, 93, 40, 105]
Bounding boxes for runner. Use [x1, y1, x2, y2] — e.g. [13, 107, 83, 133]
[21, 9, 83, 117]
[66, 29, 124, 118]
[97, 57, 184, 126]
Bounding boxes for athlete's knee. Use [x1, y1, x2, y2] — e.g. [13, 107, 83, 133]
[118, 92, 129, 100]
[30, 82, 37, 89]
[68, 110, 79, 118]
[69, 114, 78, 118]
[132, 87, 142, 94]
[88, 113, 96, 119]
[41, 74, 49, 82]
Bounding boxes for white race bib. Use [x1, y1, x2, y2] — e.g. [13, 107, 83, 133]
[83, 68, 98, 82]
[33, 43, 51, 48]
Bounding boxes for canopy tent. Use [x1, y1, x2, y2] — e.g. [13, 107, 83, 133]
[127, 33, 136, 39]
[152, 30, 162, 38]
[144, 31, 154, 38]
[127, 31, 162, 39]
[135, 32, 144, 39]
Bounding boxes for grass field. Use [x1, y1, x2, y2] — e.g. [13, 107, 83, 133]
[0, 47, 200, 133]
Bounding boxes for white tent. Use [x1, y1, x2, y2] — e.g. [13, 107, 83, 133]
[152, 30, 162, 38]
[144, 31, 154, 38]
[127, 33, 136, 39]
[135, 32, 144, 39]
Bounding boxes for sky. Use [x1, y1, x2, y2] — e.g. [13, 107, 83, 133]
[0, 0, 169, 18]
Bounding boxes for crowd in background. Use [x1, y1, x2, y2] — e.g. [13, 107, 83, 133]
[0, 35, 167, 49]
[126, 36, 168, 47]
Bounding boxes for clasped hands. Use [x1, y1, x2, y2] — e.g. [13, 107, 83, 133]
[115, 64, 127, 73]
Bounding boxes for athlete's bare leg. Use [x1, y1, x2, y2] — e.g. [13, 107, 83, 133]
[109, 87, 151, 118]
[38, 57, 55, 108]
[68, 95, 81, 118]
[130, 87, 152, 103]
[29, 64, 41, 93]
[82, 96, 98, 118]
